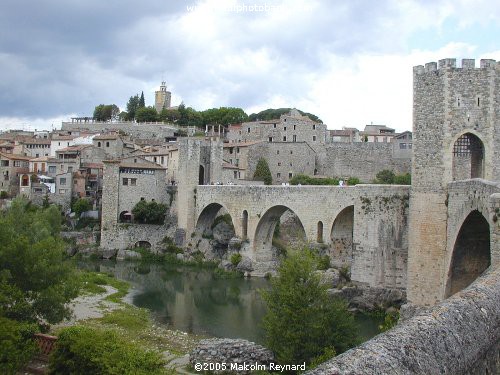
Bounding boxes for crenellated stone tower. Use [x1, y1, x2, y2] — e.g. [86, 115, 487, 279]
[407, 58, 500, 306]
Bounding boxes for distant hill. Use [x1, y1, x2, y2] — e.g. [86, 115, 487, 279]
[248, 108, 323, 123]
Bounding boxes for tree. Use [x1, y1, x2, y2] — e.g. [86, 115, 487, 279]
[135, 106, 158, 122]
[139, 91, 145, 108]
[253, 158, 272, 185]
[261, 250, 358, 365]
[249, 108, 322, 123]
[159, 108, 181, 123]
[201, 107, 248, 126]
[0, 199, 79, 325]
[132, 200, 167, 224]
[125, 94, 140, 120]
[72, 198, 92, 217]
[394, 173, 411, 185]
[93, 104, 120, 122]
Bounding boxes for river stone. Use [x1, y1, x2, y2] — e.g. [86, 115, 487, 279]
[316, 268, 341, 287]
[190, 338, 274, 374]
[117, 249, 142, 260]
[236, 256, 253, 272]
[213, 222, 235, 245]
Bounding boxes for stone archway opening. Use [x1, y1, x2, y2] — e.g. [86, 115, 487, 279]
[317, 221, 324, 243]
[330, 205, 354, 267]
[196, 203, 235, 248]
[254, 205, 306, 257]
[135, 241, 152, 249]
[452, 133, 484, 180]
[119, 210, 132, 223]
[445, 210, 490, 298]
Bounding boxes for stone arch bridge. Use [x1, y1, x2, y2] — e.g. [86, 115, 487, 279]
[193, 184, 410, 287]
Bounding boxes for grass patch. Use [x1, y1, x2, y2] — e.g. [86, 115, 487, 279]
[78, 271, 130, 303]
[100, 306, 150, 332]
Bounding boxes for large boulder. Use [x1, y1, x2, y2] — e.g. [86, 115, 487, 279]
[236, 256, 253, 273]
[190, 338, 274, 374]
[212, 222, 235, 245]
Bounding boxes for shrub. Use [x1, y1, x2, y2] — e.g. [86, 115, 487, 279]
[289, 174, 339, 185]
[374, 170, 395, 184]
[394, 173, 411, 185]
[0, 317, 37, 375]
[0, 190, 9, 199]
[253, 158, 272, 185]
[72, 198, 92, 217]
[48, 326, 165, 375]
[347, 177, 360, 186]
[261, 250, 358, 365]
[316, 255, 331, 270]
[230, 252, 242, 266]
[132, 200, 168, 225]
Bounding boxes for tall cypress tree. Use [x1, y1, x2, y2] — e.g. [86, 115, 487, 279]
[139, 91, 145, 108]
[253, 158, 272, 185]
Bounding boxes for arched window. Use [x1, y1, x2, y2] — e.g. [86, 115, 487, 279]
[452, 133, 484, 180]
[317, 221, 323, 243]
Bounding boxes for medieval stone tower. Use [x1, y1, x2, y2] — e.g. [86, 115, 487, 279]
[407, 58, 500, 306]
[176, 138, 224, 244]
[155, 81, 172, 113]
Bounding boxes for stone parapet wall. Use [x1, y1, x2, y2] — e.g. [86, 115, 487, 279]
[306, 266, 500, 375]
[61, 121, 177, 139]
[100, 223, 169, 251]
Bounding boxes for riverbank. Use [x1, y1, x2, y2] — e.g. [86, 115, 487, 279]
[51, 271, 204, 374]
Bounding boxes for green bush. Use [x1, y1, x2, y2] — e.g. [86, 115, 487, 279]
[289, 174, 339, 185]
[374, 169, 395, 184]
[211, 214, 234, 230]
[230, 252, 242, 266]
[49, 326, 165, 375]
[316, 255, 331, 270]
[394, 173, 411, 185]
[261, 250, 358, 366]
[347, 177, 360, 186]
[132, 200, 167, 225]
[0, 317, 37, 375]
[72, 198, 92, 217]
[0, 191, 9, 199]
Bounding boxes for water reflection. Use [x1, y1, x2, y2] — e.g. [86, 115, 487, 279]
[78, 260, 383, 344]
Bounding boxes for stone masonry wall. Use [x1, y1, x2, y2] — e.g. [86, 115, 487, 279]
[306, 266, 500, 375]
[61, 121, 176, 140]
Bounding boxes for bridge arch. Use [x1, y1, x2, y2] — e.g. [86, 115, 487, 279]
[451, 131, 485, 180]
[254, 205, 306, 253]
[196, 202, 235, 236]
[445, 210, 490, 298]
[330, 205, 354, 263]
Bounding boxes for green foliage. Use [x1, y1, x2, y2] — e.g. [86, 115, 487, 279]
[374, 170, 411, 185]
[48, 326, 166, 375]
[316, 255, 331, 270]
[135, 106, 159, 122]
[248, 108, 322, 123]
[0, 190, 8, 199]
[72, 198, 92, 217]
[0, 317, 37, 375]
[78, 271, 129, 304]
[374, 169, 395, 184]
[159, 108, 181, 123]
[230, 252, 242, 266]
[161, 236, 183, 254]
[394, 173, 411, 185]
[307, 346, 336, 370]
[132, 200, 167, 225]
[93, 104, 120, 121]
[211, 213, 234, 229]
[200, 107, 248, 126]
[212, 267, 244, 279]
[139, 91, 145, 108]
[347, 177, 360, 185]
[0, 199, 79, 324]
[253, 158, 272, 185]
[339, 266, 351, 282]
[379, 310, 400, 332]
[125, 94, 140, 120]
[290, 174, 339, 185]
[261, 250, 358, 365]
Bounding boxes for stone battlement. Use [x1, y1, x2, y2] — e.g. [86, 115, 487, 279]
[413, 58, 498, 74]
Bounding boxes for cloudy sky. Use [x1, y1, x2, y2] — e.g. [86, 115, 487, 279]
[0, 0, 499, 132]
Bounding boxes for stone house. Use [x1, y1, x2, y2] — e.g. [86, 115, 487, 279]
[359, 124, 397, 143]
[0, 152, 31, 196]
[392, 131, 413, 159]
[92, 133, 133, 158]
[50, 134, 79, 156]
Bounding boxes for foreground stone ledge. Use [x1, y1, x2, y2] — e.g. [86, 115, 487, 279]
[306, 267, 500, 375]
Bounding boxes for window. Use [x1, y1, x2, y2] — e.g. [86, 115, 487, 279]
[98, 142, 101, 147]
[68, 166, 73, 173]
[236, 147, 240, 153]
[154, 157, 157, 162]
[276, 150, 279, 155]
[58, 142, 61, 146]
[122, 178, 128, 186]
[290, 163, 293, 166]
[277, 173, 281, 178]
[106, 142, 110, 147]
[284, 127, 287, 131]
[278, 162, 281, 166]
[293, 135, 297, 142]
[36, 153, 39, 158]
[60, 178, 66, 185]
[273, 123, 277, 128]
[313, 135, 317, 141]
[313, 124, 316, 130]
[268, 137, 273, 142]
[49, 166, 56, 173]
[283, 136, 287, 141]
[293, 125, 296, 130]
[233, 171, 238, 178]
[399, 143, 407, 149]
[130, 178, 137, 186]
[247, 128, 250, 133]
[235, 159, 239, 166]
[161, 156, 164, 163]
[229, 148, 234, 154]
[1, 160, 9, 167]
[14, 161, 20, 167]
[289, 172, 293, 178]
[290, 150, 293, 154]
